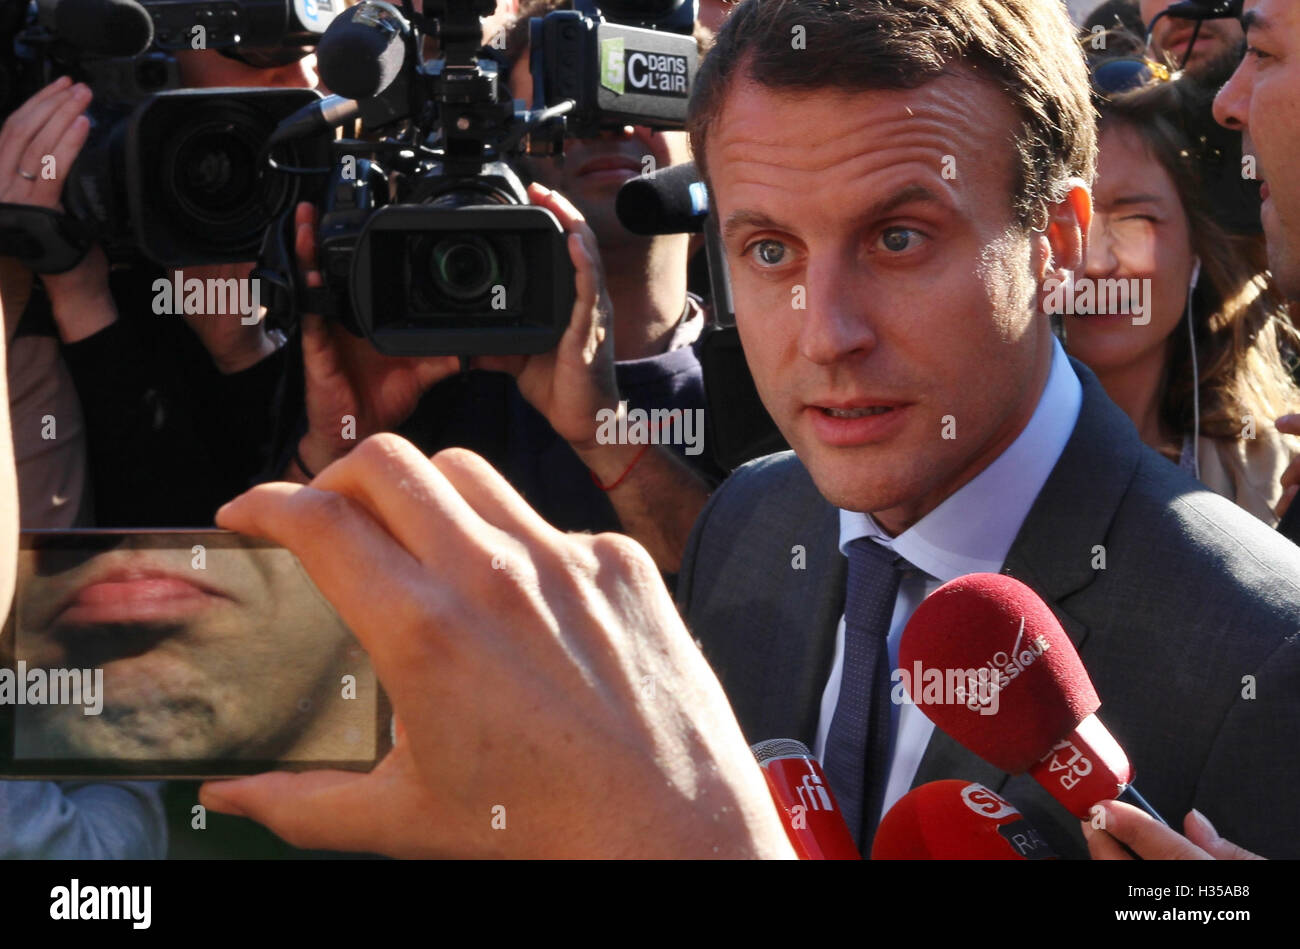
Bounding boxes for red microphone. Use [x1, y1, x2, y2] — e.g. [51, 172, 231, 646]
[871, 780, 1058, 859]
[897, 573, 1166, 823]
[750, 739, 861, 860]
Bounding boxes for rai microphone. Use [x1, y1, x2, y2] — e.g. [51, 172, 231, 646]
[750, 739, 860, 860]
[897, 572, 1167, 824]
[871, 780, 1058, 859]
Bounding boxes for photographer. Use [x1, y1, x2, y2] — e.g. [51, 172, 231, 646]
[285, 3, 720, 573]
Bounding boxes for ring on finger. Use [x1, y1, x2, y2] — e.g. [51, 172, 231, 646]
[18, 170, 37, 181]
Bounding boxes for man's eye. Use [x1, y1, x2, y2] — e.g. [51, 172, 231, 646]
[749, 239, 787, 267]
[1246, 45, 1272, 61]
[878, 227, 924, 253]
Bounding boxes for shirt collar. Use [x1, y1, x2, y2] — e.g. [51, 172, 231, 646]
[838, 337, 1082, 582]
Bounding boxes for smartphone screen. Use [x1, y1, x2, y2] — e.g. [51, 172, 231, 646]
[0, 530, 391, 778]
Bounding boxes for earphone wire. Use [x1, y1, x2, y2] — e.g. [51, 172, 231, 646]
[1188, 258, 1202, 480]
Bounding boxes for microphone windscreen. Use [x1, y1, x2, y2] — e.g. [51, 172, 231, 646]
[898, 572, 1099, 774]
[44, 0, 154, 57]
[871, 780, 1057, 860]
[317, 2, 407, 101]
[616, 161, 708, 235]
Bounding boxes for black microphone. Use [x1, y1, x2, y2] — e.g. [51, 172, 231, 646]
[616, 161, 709, 235]
[317, 1, 409, 102]
[37, 0, 154, 58]
[267, 84, 410, 148]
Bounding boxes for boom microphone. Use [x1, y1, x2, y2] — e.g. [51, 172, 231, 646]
[898, 573, 1166, 824]
[316, 1, 410, 102]
[751, 739, 860, 860]
[871, 781, 1057, 860]
[616, 161, 709, 235]
[36, 0, 155, 58]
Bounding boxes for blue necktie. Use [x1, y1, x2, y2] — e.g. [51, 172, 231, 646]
[823, 538, 909, 853]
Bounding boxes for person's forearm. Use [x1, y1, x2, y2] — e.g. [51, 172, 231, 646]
[576, 441, 710, 573]
[48, 286, 118, 344]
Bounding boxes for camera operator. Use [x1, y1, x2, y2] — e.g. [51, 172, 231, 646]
[0, 44, 322, 529]
[284, 5, 720, 573]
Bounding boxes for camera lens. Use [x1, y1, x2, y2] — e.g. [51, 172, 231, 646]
[174, 130, 254, 215]
[429, 236, 500, 302]
[157, 101, 293, 257]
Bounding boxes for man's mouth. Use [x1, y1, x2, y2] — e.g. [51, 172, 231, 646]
[50, 568, 230, 628]
[575, 155, 644, 180]
[820, 405, 896, 419]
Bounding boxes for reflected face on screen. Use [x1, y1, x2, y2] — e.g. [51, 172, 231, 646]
[12, 534, 376, 763]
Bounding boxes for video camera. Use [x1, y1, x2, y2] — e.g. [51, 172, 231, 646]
[0, 0, 336, 271]
[258, 0, 698, 357]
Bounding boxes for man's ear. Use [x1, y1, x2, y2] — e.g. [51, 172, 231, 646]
[1036, 179, 1092, 285]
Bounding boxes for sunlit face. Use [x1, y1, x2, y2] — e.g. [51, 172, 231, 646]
[1140, 0, 1245, 74]
[1214, 0, 1300, 300]
[508, 46, 691, 246]
[174, 48, 319, 90]
[13, 535, 374, 763]
[705, 72, 1062, 528]
[1066, 124, 1196, 375]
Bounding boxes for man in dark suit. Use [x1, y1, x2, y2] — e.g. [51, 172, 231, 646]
[676, 0, 1300, 858]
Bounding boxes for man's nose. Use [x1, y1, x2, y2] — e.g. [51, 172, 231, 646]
[797, 260, 878, 366]
[1213, 62, 1250, 132]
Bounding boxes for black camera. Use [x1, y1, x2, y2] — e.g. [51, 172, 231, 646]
[0, 0, 330, 269]
[140, 0, 341, 51]
[265, 0, 698, 357]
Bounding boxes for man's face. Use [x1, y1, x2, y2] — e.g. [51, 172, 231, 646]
[13, 536, 372, 762]
[706, 73, 1061, 529]
[508, 47, 690, 245]
[1215, 0, 1300, 300]
[174, 48, 319, 90]
[1140, 0, 1245, 74]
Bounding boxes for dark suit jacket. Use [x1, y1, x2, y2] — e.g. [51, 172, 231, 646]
[676, 359, 1300, 858]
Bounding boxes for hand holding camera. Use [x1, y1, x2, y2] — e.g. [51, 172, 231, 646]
[0, 77, 116, 343]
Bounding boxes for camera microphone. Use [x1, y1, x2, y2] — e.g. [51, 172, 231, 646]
[37, 0, 155, 58]
[615, 161, 708, 235]
[317, 0, 410, 102]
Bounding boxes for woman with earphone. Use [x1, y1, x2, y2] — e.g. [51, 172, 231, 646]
[1063, 73, 1300, 526]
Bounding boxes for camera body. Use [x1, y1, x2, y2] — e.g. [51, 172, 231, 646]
[0, 0, 331, 267]
[140, 0, 341, 50]
[292, 0, 697, 356]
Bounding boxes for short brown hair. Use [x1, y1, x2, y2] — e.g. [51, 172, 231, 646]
[686, 0, 1097, 231]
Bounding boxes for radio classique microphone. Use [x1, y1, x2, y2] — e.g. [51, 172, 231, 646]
[616, 161, 709, 235]
[871, 780, 1058, 860]
[751, 739, 860, 860]
[36, 0, 155, 58]
[316, 0, 410, 103]
[898, 573, 1166, 824]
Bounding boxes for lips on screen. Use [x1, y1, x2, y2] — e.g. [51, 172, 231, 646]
[0, 531, 389, 776]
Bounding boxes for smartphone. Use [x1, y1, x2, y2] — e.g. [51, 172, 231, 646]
[0, 529, 392, 779]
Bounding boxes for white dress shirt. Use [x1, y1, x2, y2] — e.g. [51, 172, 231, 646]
[813, 338, 1083, 827]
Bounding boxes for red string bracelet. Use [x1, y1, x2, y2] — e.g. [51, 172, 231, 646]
[589, 409, 680, 492]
